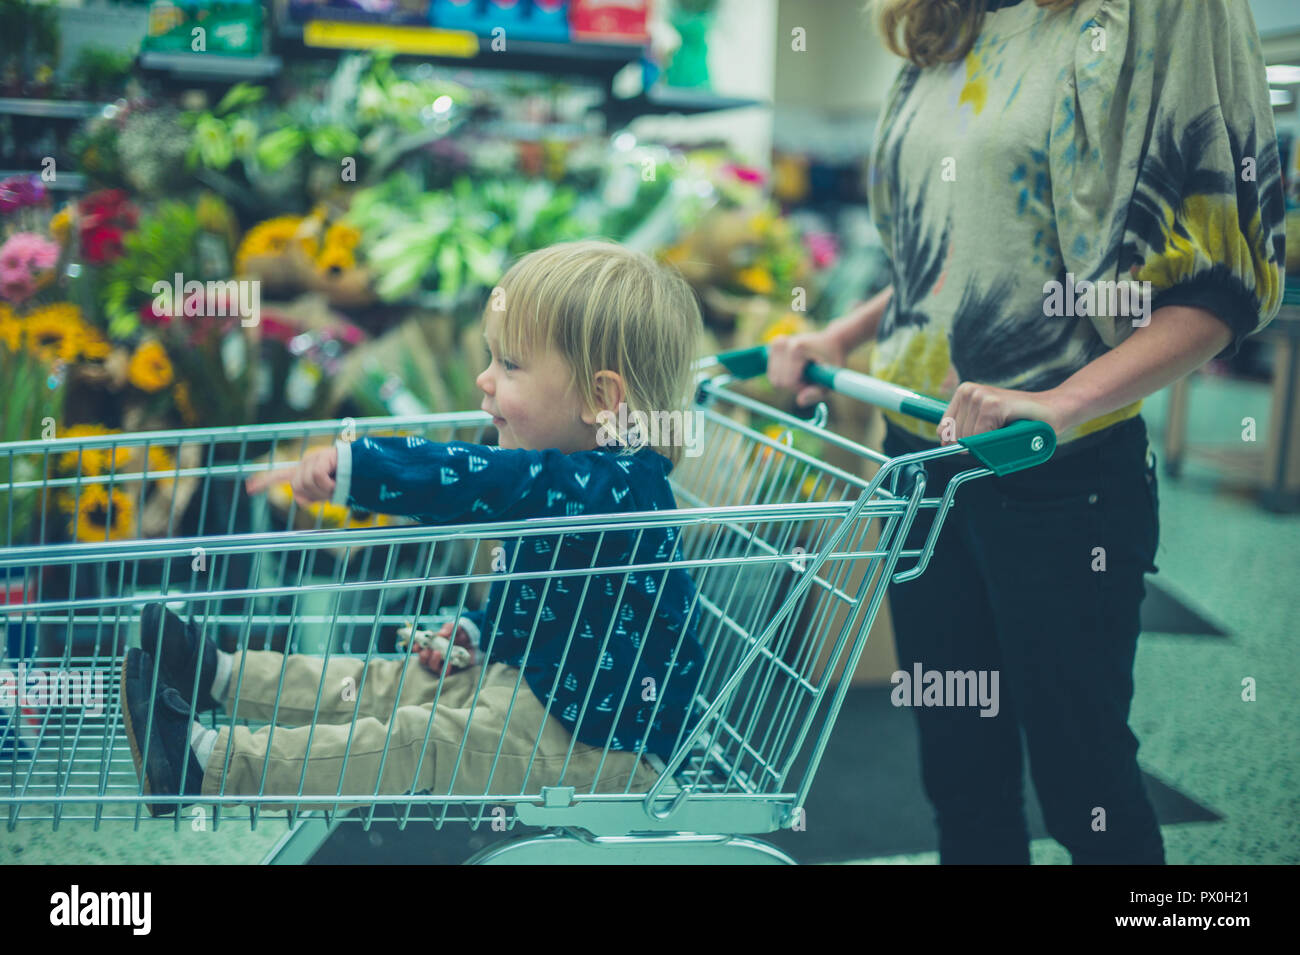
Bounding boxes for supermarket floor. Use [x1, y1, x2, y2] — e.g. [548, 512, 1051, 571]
[5, 375, 1296, 865]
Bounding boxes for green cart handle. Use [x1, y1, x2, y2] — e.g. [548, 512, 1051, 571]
[710, 344, 1056, 476]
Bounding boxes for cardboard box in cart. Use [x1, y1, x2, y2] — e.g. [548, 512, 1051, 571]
[804, 348, 900, 688]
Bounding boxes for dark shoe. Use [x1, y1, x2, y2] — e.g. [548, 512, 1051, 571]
[120, 647, 206, 818]
[140, 602, 221, 712]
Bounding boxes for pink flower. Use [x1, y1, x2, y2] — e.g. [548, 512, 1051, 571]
[0, 232, 59, 275]
[723, 163, 766, 185]
[805, 231, 839, 270]
[0, 271, 36, 303]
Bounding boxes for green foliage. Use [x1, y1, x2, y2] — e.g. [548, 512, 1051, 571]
[99, 202, 200, 338]
[68, 46, 133, 97]
[0, 345, 63, 545]
[347, 172, 602, 306]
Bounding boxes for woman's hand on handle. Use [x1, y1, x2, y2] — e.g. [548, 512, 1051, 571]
[244, 445, 338, 507]
[766, 329, 850, 407]
[767, 287, 893, 406]
[938, 382, 1070, 445]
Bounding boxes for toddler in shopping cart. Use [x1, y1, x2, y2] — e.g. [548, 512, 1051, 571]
[120, 240, 708, 815]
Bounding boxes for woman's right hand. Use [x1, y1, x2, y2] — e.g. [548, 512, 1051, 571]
[766, 328, 850, 407]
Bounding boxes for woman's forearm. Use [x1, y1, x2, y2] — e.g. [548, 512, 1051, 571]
[1049, 305, 1234, 434]
[828, 285, 893, 351]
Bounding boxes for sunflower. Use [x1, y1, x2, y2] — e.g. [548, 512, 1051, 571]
[56, 424, 131, 476]
[735, 265, 776, 296]
[78, 323, 112, 360]
[143, 445, 177, 489]
[323, 222, 361, 250]
[310, 500, 352, 526]
[62, 483, 136, 542]
[24, 303, 85, 364]
[127, 340, 173, 392]
[0, 302, 21, 352]
[234, 216, 317, 274]
[316, 244, 356, 274]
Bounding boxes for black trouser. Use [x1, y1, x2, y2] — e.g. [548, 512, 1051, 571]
[884, 415, 1166, 864]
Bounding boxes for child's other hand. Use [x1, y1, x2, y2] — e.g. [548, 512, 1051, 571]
[245, 445, 338, 507]
[417, 621, 477, 674]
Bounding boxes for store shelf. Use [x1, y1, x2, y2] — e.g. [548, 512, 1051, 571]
[278, 16, 644, 81]
[602, 86, 765, 127]
[138, 51, 284, 81]
[0, 98, 112, 120]
[0, 170, 85, 191]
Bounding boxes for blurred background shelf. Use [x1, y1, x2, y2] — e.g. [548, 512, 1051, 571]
[0, 98, 111, 120]
[137, 51, 284, 81]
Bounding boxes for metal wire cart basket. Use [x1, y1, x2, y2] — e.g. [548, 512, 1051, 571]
[1, 363, 1054, 864]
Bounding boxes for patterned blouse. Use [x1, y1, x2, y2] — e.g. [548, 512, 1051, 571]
[867, 0, 1287, 445]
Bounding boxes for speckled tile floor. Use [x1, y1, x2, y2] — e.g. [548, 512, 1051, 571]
[4, 375, 1296, 864]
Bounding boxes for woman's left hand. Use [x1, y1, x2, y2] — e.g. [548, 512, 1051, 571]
[938, 382, 1072, 445]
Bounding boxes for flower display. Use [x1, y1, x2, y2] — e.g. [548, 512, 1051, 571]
[55, 424, 132, 476]
[21, 303, 103, 365]
[126, 340, 174, 392]
[234, 215, 319, 274]
[59, 482, 136, 542]
[24, 303, 86, 364]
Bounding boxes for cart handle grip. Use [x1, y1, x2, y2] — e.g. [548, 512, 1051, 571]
[711, 344, 1056, 476]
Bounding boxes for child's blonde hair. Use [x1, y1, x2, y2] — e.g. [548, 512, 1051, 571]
[492, 240, 702, 467]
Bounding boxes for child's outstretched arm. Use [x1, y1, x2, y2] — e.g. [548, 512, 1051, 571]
[245, 435, 637, 527]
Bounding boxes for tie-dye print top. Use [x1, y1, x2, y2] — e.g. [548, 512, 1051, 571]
[867, 0, 1286, 445]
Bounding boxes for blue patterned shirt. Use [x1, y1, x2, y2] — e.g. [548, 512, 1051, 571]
[332, 436, 704, 760]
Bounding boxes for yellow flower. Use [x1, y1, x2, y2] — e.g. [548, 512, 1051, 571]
[56, 424, 131, 476]
[234, 216, 316, 274]
[0, 303, 21, 352]
[749, 210, 776, 235]
[760, 313, 809, 345]
[24, 303, 84, 364]
[79, 323, 112, 360]
[144, 445, 177, 489]
[127, 340, 174, 392]
[316, 244, 356, 273]
[324, 222, 361, 250]
[50, 206, 73, 245]
[758, 423, 792, 466]
[62, 483, 136, 542]
[735, 266, 775, 296]
[310, 500, 351, 526]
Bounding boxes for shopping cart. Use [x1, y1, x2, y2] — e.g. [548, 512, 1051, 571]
[0, 355, 1054, 864]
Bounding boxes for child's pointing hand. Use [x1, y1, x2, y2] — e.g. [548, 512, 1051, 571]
[245, 445, 338, 507]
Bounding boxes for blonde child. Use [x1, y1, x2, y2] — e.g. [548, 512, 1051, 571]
[121, 241, 706, 815]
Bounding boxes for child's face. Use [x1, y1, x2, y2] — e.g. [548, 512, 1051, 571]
[476, 311, 607, 454]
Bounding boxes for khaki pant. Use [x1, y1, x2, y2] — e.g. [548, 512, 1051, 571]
[201, 650, 659, 807]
